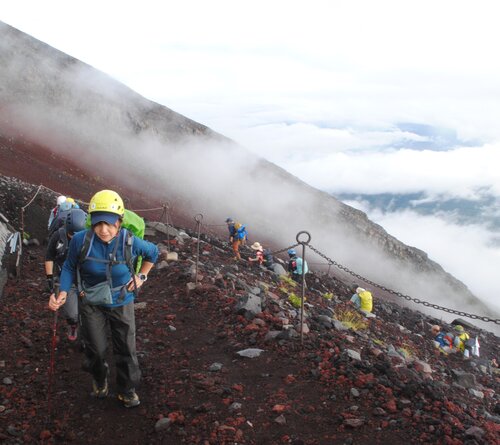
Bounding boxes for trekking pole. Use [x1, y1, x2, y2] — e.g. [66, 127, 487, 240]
[296, 231, 311, 345]
[194, 214, 203, 285]
[47, 282, 60, 422]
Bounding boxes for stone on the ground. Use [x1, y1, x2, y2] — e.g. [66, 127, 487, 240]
[154, 417, 172, 432]
[209, 362, 223, 372]
[236, 348, 264, 358]
[235, 294, 262, 318]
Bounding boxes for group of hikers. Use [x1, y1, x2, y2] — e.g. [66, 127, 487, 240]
[231, 224, 481, 362]
[43, 194, 483, 411]
[431, 324, 480, 358]
[225, 217, 308, 282]
[344, 285, 480, 360]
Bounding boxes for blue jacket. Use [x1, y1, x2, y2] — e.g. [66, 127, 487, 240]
[60, 229, 159, 307]
[434, 332, 452, 348]
[227, 223, 236, 238]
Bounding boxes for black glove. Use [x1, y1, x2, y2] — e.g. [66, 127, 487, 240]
[46, 275, 54, 294]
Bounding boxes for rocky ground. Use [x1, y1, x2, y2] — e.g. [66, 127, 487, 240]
[0, 172, 500, 445]
[1, 135, 500, 445]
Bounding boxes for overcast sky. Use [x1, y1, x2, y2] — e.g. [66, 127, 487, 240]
[2, 0, 500, 310]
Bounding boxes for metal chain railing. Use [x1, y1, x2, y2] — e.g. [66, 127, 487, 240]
[13, 183, 499, 324]
[270, 242, 301, 256]
[306, 242, 500, 325]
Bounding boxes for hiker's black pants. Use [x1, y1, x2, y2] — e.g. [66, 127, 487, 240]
[292, 273, 308, 289]
[79, 301, 141, 393]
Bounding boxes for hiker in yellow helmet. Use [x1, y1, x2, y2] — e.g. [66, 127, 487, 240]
[48, 189, 159, 408]
[453, 325, 474, 358]
[350, 286, 373, 313]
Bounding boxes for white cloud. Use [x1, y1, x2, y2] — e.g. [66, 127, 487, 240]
[267, 142, 500, 199]
[2, 0, 500, 145]
[345, 203, 500, 312]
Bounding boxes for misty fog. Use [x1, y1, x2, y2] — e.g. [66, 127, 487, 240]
[1, 21, 498, 335]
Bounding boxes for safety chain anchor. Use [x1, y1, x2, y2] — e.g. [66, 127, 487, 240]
[193, 214, 203, 285]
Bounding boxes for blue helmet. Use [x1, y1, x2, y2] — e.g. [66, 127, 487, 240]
[287, 249, 296, 256]
[65, 208, 88, 235]
[225, 217, 234, 223]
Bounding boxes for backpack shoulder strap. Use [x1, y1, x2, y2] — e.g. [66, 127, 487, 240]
[76, 230, 94, 295]
[120, 229, 134, 269]
[122, 229, 140, 298]
[56, 227, 68, 254]
[79, 230, 94, 264]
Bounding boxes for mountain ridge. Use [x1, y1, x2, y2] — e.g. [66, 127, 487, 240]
[0, 20, 497, 331]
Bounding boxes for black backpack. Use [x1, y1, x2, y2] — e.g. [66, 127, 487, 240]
[263, 249, 274, 267]
[48, 209, 71, 237]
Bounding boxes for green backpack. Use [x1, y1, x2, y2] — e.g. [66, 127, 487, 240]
[85, 209, 145, 272]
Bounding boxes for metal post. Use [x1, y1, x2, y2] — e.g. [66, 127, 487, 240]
[17, 208, 25, 279]
[295, 231, 311, 345]
[194, 214, 203, 285]
[161, 202, 170, 252]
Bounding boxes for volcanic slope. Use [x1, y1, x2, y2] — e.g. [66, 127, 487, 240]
[0, 178, 499, 445]
[2, 19, 497, 326]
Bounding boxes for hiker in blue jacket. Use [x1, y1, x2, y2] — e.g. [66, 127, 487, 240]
[231, 222, 247, 260]
[48, 190, 159, 408]
[287, 249, 308, 284]
[226, 217, 236, 241]
[430, 325, 453, 353]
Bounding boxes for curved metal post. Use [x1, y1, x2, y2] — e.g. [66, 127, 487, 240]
[161, 202, 171, 252]
[296, 231, 311, 344]
[194, 214, 203, 284]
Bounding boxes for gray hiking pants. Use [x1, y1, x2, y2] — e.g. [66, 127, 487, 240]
[61, 285, 78, 325]
[79, 301, 141, 393]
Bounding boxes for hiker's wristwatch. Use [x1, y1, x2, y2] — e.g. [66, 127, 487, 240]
[138, 273, 148, 282]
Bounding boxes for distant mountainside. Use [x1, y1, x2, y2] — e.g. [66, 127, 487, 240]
[338, 192, 500, 233]
[1, 20, 498, 331]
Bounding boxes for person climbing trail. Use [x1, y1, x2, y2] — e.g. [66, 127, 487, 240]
[48, 189, 159, 408]
[45, 207, 88, 341]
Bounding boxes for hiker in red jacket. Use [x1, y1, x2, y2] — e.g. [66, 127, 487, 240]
[248, 241, 264, 265]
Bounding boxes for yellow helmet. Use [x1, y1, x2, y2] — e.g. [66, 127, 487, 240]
[234, 222, 242, 229]
[66, 197, 75, 204]
[88, 190, 124, 216]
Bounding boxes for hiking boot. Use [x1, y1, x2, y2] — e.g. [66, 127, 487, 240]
[117, 389, 140, 408]
[91, 378, 109, 398]
[67, 324, 78, 342]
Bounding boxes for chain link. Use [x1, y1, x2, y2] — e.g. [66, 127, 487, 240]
[307, 243, 500, 325]
[270, 242, 301, 256]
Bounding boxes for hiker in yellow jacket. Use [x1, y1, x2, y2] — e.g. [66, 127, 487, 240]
[350, 287, 373, 313]
[453, 325, 473, 358]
